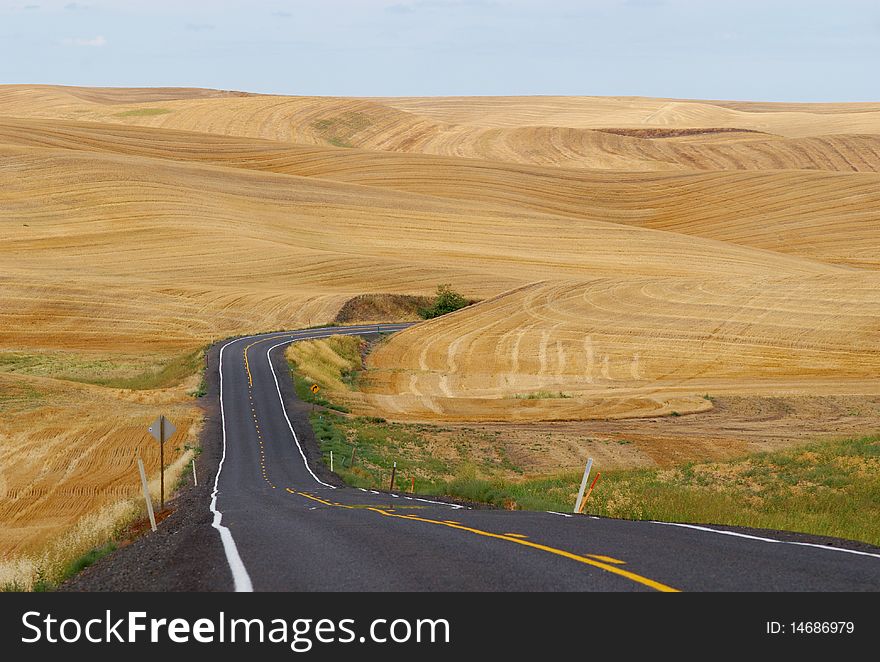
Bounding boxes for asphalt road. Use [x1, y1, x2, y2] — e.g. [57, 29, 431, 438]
[212, 325, 880, 592]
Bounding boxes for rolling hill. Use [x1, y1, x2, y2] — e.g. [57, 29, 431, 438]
[2, 85, 879, 579]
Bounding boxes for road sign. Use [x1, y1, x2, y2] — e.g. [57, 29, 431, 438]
[147, 415, 175, 511]
[310, 383, 320, 394]
[148, 415, 176, 443]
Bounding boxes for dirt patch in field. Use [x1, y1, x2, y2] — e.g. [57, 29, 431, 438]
[334, 293, 431, 324]
[450, 395, 880, 473]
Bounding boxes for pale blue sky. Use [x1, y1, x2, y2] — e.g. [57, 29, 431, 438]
[1, 0, 878, 100]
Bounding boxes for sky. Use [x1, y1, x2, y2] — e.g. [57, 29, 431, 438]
[1, 0, 878, 100]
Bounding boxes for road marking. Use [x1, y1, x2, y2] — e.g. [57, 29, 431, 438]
[294, 491, 677, 592]
[210, 325, 413, 591]
[504, 533, 528, 539]
[266, 339, 336, 489]
[547, 511, 573, 518]
[588, 554, 626, 565]
[214, 337, 254, 592]
[653, 521, 880, 560]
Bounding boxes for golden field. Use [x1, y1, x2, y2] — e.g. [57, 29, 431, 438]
[2, 85, 880, 581]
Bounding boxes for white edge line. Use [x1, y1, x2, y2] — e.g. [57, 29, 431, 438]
[262, 327, 398, 487]
[214, 338, 254, 592]
[653, 521, 880, 560]
[547, 511, 573, 518]
[409, 495, 464, 509]
[209, 325, 410, 592]
[267, 339, 336, 489]
[265, 325, 465, 508]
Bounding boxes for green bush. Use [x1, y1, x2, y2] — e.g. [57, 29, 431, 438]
[419, 284, 470, 319]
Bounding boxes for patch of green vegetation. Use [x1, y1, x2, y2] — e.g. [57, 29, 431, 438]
[13, 541, 118, 592]
[31, 568, 53, 593]
[670, 411, 681, 417]
[60, 542, 117, 581]
[292, 373, 350, 413]
[419, 284, 473, 319]
[449, 436, 880, 545]
[311, 112, 370, 148]
[0, 381, 43, 412]
[340, 367, 359, 388]
[189, 375, 207, 398]
[78, 350, 203, 390]
[307, 402, 880, 544]
[513, 391, 571, 400]
[286, 335, 366, 412]
[309, 412, 516, 493]
[0, 349, 205, 391]
[114, 107, 173, 117]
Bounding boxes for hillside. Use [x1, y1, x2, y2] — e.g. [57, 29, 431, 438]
[2, 85, 879, 576]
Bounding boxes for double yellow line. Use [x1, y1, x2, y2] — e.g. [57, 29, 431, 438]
[292, 490, 679, 593]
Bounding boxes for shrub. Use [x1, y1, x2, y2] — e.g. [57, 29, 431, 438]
[419, 284, 470, 319]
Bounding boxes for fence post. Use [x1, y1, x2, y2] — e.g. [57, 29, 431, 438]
[137, 457, 157, 532]
[573, 458, 593, 513]
[578, 472, 602, 514]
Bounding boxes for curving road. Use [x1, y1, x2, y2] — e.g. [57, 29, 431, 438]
[211, 325, 880, 592]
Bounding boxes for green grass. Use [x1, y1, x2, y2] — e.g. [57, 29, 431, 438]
[292, 373, 351, 413]
[114, 108, 173, 117]
[82, 350, 203, 390]
[189, 375, 207, 398]
[311, 112, 370, 149]
[60, 542, 117, 581]
[444, 435, 880, 545]
[0, 381, 42, 412]
[309, 412, 518, 493]
[513, 391, 571, 400]
[3, 542, 120, 592]
[306, 405, 880, 545]
[0, 348, 205, 390]
[285, 332, 880, 546]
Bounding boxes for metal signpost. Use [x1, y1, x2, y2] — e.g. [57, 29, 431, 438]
[148, 415, 176, 511]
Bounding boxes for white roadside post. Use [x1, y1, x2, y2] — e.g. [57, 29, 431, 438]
[192, 458, 198, 487]
[330, 450, 334, 473]
[137, 457, 158, 532]
[573, 458, 594, 514]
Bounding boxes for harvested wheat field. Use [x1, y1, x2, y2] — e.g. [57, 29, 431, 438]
[2, 85, 880, 580]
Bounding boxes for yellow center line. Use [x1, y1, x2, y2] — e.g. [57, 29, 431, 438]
[291, 491, 678, 592]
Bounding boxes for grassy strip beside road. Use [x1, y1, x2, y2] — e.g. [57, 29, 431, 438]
[287, 333, 880, 545]
[313, 410, 880, 545]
